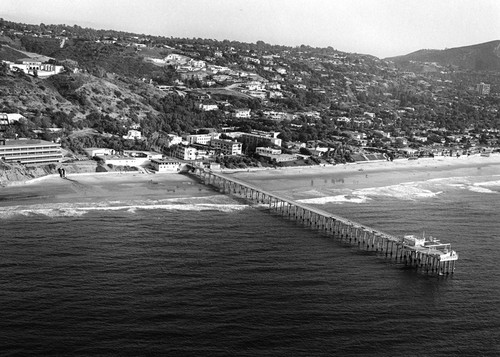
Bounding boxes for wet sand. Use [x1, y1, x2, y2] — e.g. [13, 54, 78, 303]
[1, 154, 499, 206]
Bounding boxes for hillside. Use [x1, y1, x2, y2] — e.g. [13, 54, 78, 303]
[387, 40, 500, 71]
[0, 70, 166, 122]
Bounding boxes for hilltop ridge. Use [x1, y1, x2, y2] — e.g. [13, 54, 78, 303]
[387, 40, 500, 72]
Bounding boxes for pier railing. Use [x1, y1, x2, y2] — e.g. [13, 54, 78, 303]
[188, 167, 458, 275]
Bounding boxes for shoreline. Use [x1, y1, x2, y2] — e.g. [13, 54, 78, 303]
[1, 153, 499, 206]
[226, 153, 500, 181]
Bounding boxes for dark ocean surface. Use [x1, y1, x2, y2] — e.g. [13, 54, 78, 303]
[1, 171, 499, 356]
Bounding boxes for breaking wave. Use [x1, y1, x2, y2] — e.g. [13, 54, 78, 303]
[353, 183, 440, 200]
[297, 195, 370, 205]
[296, 181, 442, 205]
[0, 195, 248, 218]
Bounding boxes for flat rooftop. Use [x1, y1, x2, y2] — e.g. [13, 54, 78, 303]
[0, 139, 59, 147]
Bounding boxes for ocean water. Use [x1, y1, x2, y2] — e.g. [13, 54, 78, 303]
[1, 172, 500, 356]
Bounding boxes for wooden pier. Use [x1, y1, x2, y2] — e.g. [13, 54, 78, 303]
[189, 167, 458, 275]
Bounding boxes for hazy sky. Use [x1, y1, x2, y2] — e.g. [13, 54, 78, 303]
[2, 0, 500, 58]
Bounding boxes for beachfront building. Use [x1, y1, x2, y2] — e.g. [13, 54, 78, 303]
[256, 146, 296, 162]
[241, 130, 282, 147]
[97, 150, 163, 167]
[174, 145, 214, 161]
[124, 151, 162, 161]
[84, 147, 116, 158]
[150, 158, 181, 173]
[256, 147, 282, 156]
[0, 138, 62, 164]
[210, 139, 242, 155]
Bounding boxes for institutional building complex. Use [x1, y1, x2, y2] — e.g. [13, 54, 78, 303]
[0, 139, 62, 164]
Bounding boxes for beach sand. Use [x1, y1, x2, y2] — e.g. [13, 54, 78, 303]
[0, 171, 212, 207]
[227, 154, 500, 199]
[1, 154, 499, 206]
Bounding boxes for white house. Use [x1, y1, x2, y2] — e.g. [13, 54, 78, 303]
[234, 109, 251, 118]
[0, 113, 26, 124]
[167, 134, 183, 147]
[123, 129, 142, 140]
[199, 103, 219, 111]
[84, 147, 116, 158]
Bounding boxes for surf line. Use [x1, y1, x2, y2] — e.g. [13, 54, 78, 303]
[187, 167, 458, 276]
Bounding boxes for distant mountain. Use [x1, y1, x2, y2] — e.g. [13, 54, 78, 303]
[387, 40, 500, 71]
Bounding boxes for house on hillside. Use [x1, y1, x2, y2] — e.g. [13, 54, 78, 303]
[4, 58, 64, 77]
[199, 103, 219, 111]
[234, 109, 251, 119]
[0, 113, 26, 124]
[123, 129, 142, 140]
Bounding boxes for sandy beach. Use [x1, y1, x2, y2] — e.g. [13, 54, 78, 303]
[219, 153, 499, 195]
[0, 171, 212, 207]
[1, 153, 499, 206]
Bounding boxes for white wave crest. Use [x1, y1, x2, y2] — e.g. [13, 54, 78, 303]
[353, 183, 440, 200]
[468, 186, 497, 194]
[0, 197, 248, 219]
[297, 195, 370, 205]
[473, 179, 500, 188]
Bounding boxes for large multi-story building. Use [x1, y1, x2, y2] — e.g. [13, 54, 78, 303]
[210, 139, 242, 155]
[0, 139, 62, 164]
[185, 133, 220, 145]
[241, 130, 282, 147]
[174, 145, 214, 161]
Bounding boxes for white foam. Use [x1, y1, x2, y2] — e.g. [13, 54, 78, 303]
[0, 197, 248, 219]
[468, 186, 497, 194]
[473, 179, 500, 188]
[353, 183, 440, 200]
[297, 195, 370, 205]
[298, 189, 326, 197]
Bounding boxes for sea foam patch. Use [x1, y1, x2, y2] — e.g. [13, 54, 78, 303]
[0, 196, 248, 218]
[297, 195, 370, 205]
[473, 179, 500, 188]
[467, 186, 497, 194]
[352, 182, 440, 200]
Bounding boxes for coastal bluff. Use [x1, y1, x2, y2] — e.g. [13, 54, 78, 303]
[0, 161, 97, 186]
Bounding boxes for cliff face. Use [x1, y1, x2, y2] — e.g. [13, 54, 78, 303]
[0, 162, 58, 186]
[0, 161, 97, 186]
